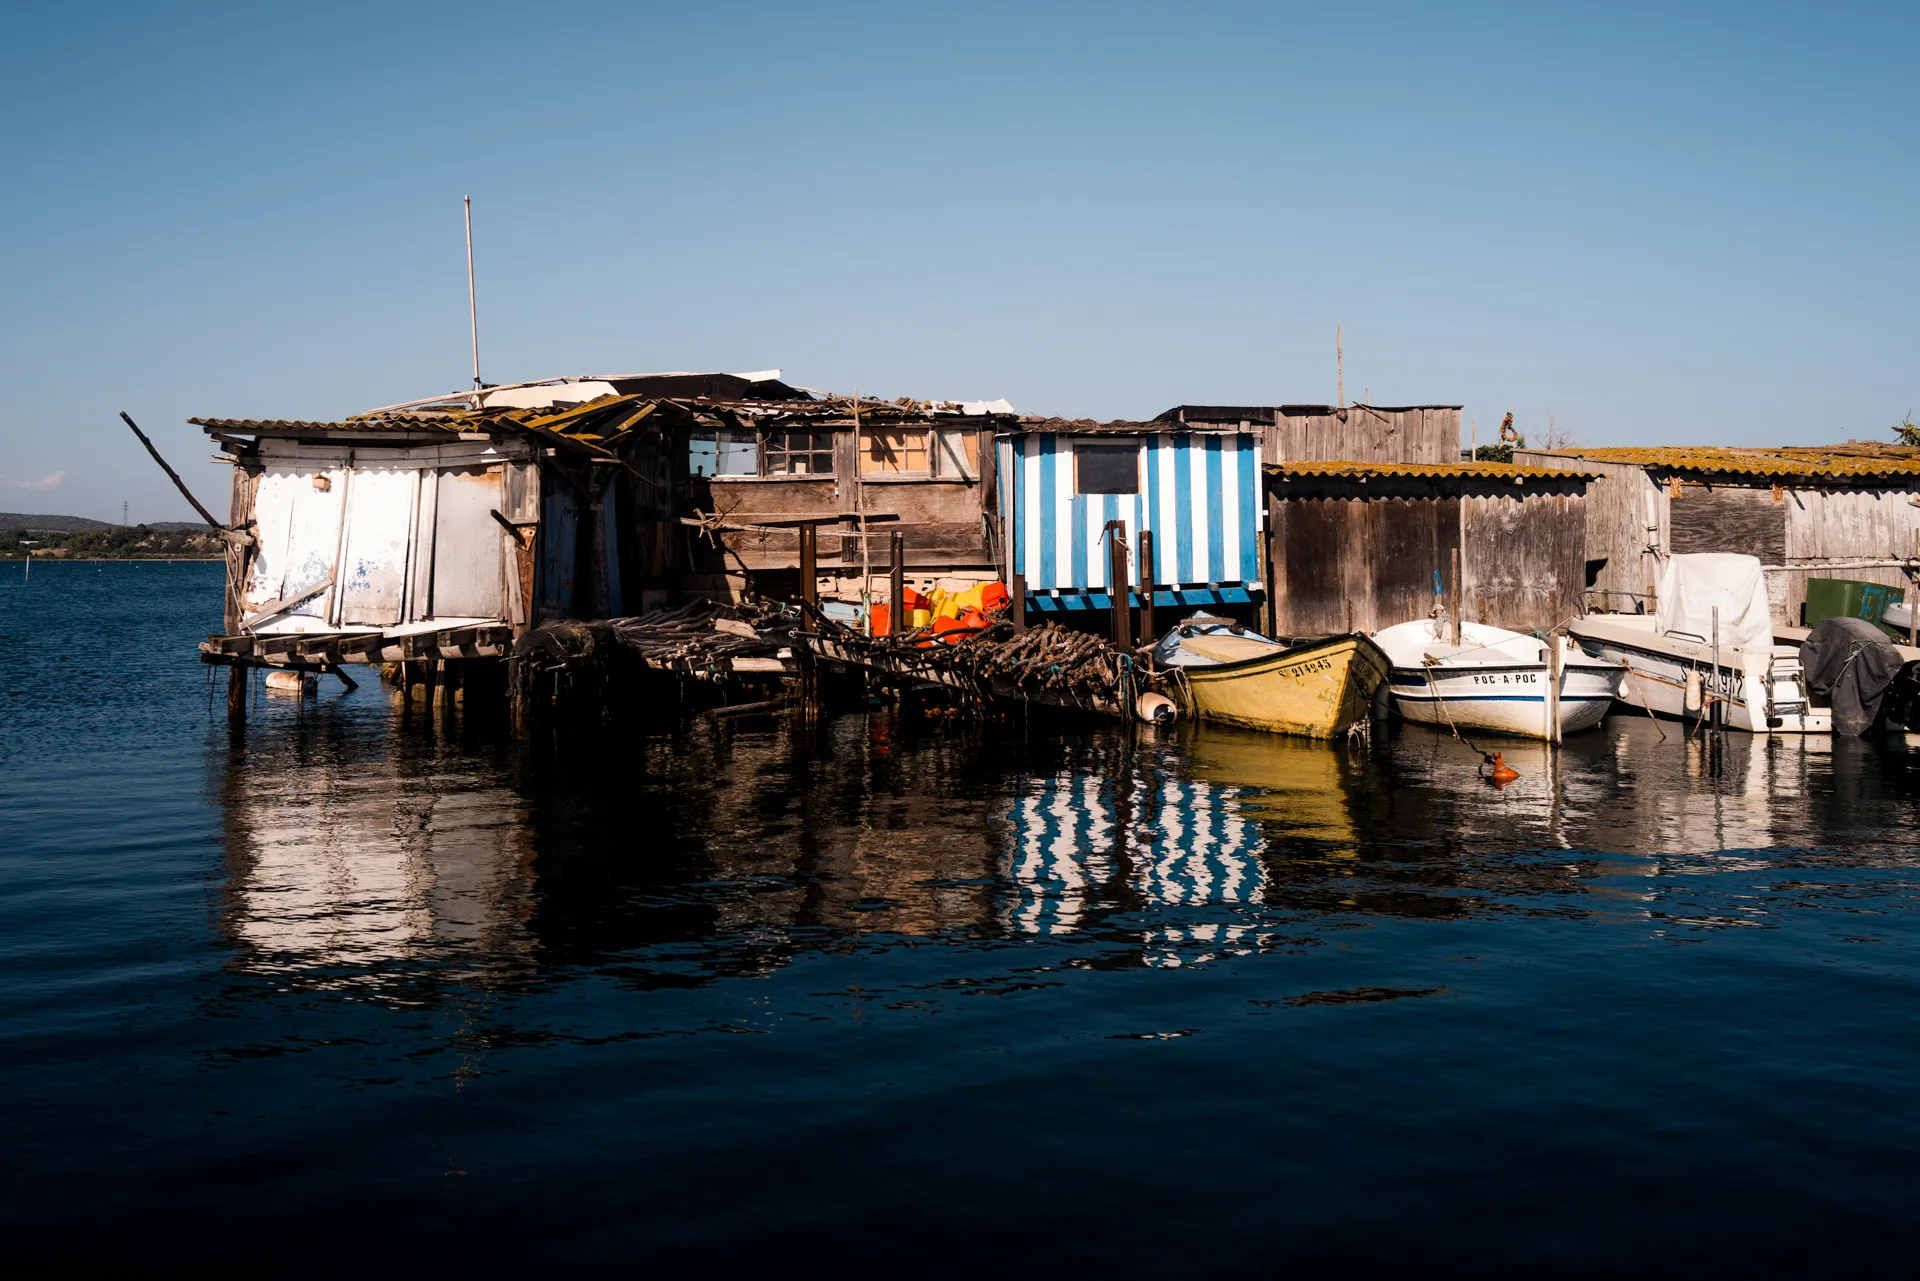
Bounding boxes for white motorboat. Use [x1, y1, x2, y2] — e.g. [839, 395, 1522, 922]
[1569, 553, 1830, 733]
[1374, 619, 1625, 739]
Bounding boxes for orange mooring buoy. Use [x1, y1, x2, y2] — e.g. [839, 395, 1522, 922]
[1485, 752, 1520, 786]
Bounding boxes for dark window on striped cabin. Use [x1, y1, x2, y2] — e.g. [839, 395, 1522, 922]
[1074, 441, 1140, 494]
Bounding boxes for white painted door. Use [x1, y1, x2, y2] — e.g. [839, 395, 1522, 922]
[338, 467, 419, 626]
[244, 463, 346, 628]
[430, 466, 505, 620]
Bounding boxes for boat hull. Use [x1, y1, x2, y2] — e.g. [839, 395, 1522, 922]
[1388, 661, 1623, 739]
[1179, 634, 1390, 738]
[1569, 617, 1831, 734]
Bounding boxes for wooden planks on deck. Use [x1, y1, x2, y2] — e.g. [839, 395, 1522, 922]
[200, 623, 514, 671]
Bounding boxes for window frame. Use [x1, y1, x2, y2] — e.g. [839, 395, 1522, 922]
[764, 427, 835, 477]
[1073, 439, 1142, 495]
[691, 425, 836, 480]
[859, 424, 978, 481]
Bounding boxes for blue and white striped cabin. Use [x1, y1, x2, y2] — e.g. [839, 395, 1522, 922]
[996, 429, 1264, 611]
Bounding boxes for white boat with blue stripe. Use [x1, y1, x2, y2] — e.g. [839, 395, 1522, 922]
[1376, 620, 1625, 739]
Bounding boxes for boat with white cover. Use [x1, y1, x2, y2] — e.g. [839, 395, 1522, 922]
[1374, 619, 1625, 739]
[1569, 553, 1830, 733]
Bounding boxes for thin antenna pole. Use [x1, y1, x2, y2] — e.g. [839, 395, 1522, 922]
[1336, 324, 1343, 407]
[465, 195, 482, 403]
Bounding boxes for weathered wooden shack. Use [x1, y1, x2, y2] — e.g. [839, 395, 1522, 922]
[997, 419, 1266, 615]
[1165, 402, 1462, 465]
[1265, 461, 1594, 636]
[1516, 444, 1920, 626]
[188, 377, 779, 720]
[682, 395, 1017, 605]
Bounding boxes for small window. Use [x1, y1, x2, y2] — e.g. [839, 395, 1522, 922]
[861, 427, 931, 475]
[689, 427, 765, 477]
[1075, 440, 1140, 494]
[935, 428, 977, 479]
[767, 429, 834, 476]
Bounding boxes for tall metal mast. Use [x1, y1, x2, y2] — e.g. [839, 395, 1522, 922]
[465, 195, 482, 405]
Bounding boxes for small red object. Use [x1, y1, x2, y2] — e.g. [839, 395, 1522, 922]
[1487, 753, 1520, 786]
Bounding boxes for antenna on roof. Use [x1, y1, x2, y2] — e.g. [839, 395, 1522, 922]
[465, 195, 482, 406]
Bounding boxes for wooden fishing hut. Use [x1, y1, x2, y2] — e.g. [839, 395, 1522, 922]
[189, 372, 793, 716]
[681, 393, 1019, 607]
[1265, 460, 1596, 636]
[1514, 444, 1920, 627]
[992, 402, 1466, 633]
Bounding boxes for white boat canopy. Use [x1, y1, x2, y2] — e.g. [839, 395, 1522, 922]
[1654, 553, 1773, 652]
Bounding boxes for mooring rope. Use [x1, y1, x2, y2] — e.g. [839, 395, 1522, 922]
[1422, 660, 1506, 773]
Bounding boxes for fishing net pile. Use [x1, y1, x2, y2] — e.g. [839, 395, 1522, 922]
[802, 606, 1141, 709]
[511, 597, 798, 693]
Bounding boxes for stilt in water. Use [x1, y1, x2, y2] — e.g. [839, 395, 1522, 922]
[226, 664, 248, 727]
[438, 659, 459, 718]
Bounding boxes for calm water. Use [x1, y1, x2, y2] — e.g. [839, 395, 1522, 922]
[4, 562, 1920, 1269]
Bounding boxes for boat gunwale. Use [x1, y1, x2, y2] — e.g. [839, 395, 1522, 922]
[1176, 631, 1388, 680]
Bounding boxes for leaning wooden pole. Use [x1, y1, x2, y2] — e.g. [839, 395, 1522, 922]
[119, 412, 224, 531]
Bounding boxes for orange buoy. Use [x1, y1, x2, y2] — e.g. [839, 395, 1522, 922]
[1485, 752, 1520, 786]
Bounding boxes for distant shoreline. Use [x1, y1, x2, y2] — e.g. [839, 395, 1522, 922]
[3, 556, 223, 563]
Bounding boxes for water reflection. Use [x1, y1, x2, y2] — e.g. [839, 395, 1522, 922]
[208, 701, 1920, 999]
[1001, 768, 1268, 965]
[216, 726, 535, 992]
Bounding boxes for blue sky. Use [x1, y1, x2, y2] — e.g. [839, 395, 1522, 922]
[1, 1, 1913, 521]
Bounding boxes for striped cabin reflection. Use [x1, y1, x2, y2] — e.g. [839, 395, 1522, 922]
[1000, 770, 1269, 966]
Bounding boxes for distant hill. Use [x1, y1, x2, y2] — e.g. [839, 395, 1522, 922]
[0, 513, 208, 532]
[0, 512, 114, 532]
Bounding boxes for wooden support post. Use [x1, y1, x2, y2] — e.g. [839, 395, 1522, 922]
[1450, 546, 1463, 646]
[1138, 531, 1156, 644]
[439, 659, 458, 714]
[799, 523, 817, 607]
[1909, 533, 1917, 646]
[1109, 527, 1131, 652]
[226, 664, 247, 726]
[509, 659, 529, 736]
[1012, 572, 1026, 632]
[1262, 529, 1277, 639]
[889, 532, 905, 637]
[422, 659, 438, 711]
[1546, 631, 1563, 744]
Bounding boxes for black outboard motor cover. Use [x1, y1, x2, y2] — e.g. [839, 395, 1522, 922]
[1799, 616, 1907, 736]
[1880, 659, 1920, 732]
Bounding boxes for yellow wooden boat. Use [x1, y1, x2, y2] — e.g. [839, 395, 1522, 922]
[1160, 623, 1391, 738]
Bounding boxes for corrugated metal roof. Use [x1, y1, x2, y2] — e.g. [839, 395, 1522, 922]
[191, 415, 473, 434]
[1159, 403, 1465, 424]
[1011, 417, 1241, 435]
[1526, 445, 1920, 478]
[1269, 460, 1598, 481]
